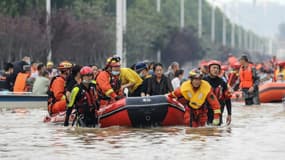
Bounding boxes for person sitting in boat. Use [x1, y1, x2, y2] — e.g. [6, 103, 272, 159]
[168, 68, 221, 127]
[95, 56, 124, 106]
[204, 60, 232, 125]
[47, 61, 72, 116]
[46, 61, 58, 78]
[2, 62, 14, 91]
[134, 62, 152, 96]
[165, 61, 180, 81]
[171, 69, 184, 90]
[13, 65, 32, 93]
[32, 70, 50, 95]
[238, 54, 260, 105]
[146, 63, 173, 96]
[64, 66, 98, 127]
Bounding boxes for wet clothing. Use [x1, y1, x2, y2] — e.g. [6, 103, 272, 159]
[239, 64, 260, 105]
[64, 83, 98, 127]
[47, 76, 67, 115]
[96, 71, 123, 106]
[204, 76, 232, 125]
[169, 80, 221, 127]
[146, 75, 173, 96]
[120, 68, 143, 96]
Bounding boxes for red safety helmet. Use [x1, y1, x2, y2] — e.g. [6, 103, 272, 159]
[278, 60, 285, 67]
[57, 61, 72, 70]
[199, 60, 208, 68]
[231, 61, 241, 70]
[80, 66, 93, 76]
[221, 65, 229, 71]
[189, 68, 203, 79]
[208, 60, 221, 69]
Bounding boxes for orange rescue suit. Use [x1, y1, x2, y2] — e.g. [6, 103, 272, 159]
[48, 76, 67, 115]
[239, 64, 253, 89]
[96, 71, 122, 106]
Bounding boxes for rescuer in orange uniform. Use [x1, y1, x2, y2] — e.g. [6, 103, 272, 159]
[168, 69, 221, 127]
[95, 56, 124, 106]
[239, 55, 260, 105]
[47, 61, 72, 115]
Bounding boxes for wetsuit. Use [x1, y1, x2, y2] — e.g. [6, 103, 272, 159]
[204, 76, 232, 125]
[64, 82, 98, 127]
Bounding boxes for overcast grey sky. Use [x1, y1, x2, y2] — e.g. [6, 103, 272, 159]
[207, 0, 285, 38]
[209, 0, 285, 5]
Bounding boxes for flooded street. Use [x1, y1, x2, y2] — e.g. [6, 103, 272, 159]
[1, 102, 285, 160]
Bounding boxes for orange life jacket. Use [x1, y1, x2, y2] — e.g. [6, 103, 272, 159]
[13, 72, 29, 92]
[239, 64, 253, 88]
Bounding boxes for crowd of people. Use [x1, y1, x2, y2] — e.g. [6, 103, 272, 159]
[1, 53, 285, 128]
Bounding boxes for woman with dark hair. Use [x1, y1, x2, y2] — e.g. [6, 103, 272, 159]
[146, 63, 173, 96]
[65, 64, 82, 101]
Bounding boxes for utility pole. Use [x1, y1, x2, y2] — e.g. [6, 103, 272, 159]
[244, 30, 247, 50]
[116, 0, 123, 66]
[222, 4, 226, 46]
[180, 0, 185, 29]
[268, 38, 273, 55]
[157, 0, 161, 62]
[157, 0, 161, 12]
[122, 0, 127, 67]
[236, 1, 242, 49]
[211, 0, 216, 43]
[46, 0, 52, 61]
[198, 0, 202, 38]
[249, 33, 253, 52]
[238, 27, 242, 49]
[231, 22, 235, 48]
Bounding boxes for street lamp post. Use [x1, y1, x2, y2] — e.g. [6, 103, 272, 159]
[157, 0, 161, 62]
[116, 0, 124, 66]
[46, 0, 52, 61]
[231, 22, 235, 48]
[198, 0, 202, 38]
[211, 0, 216, 43]
[222, 4, 227, 46]
[180, 0, 185, 29]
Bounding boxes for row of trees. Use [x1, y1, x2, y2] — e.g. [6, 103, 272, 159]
[0, 0, 267, 68]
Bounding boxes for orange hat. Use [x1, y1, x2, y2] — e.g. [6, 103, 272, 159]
[57, 61, 72, 70]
